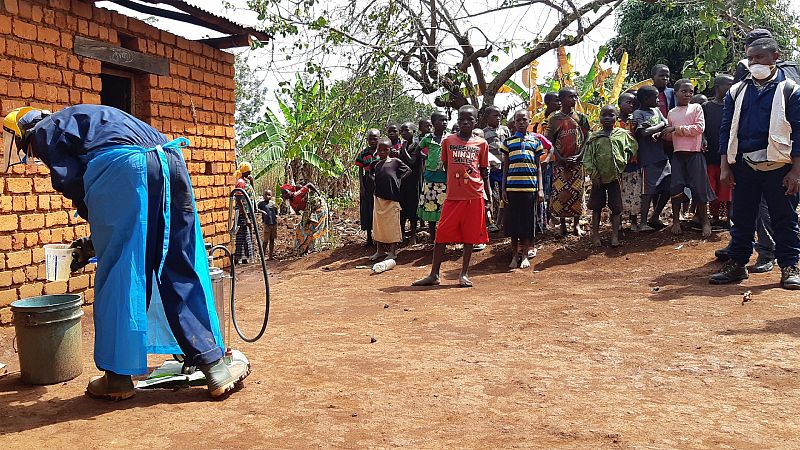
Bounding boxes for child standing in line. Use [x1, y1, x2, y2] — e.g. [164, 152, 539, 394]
[256, 189, 278, 260]
[399, 121, 422, 244]
[660, 78, 715, 237]
[355, 129, 381, 246]
[386, 123, 403, 156]
[417, 111, 449, 245]
[582, 105, 638, 247]
[412, 105, 491, 288]
[501, 110, 545, 269]
[617, 92, 642, 230]
[702, 74, 734, 227]
[482, 105, 510, 232]
[416, 119, 432, 144]
[372, 137, 411, 261]
[633, 86, 670, 231]
[547, 88, 591, 236]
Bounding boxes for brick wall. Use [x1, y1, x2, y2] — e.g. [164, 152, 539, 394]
[0, 0, 236, 323]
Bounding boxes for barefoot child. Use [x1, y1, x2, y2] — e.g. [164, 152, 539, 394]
[501, 110, 545, 268]
[633, 86, 670, 231]
[256, 189, 278, 260]
[399, 122, 422, 244]
[355, 129, 381, 246]
[703, 75, 734, 226]
[659, 78, 715, 237]
[372, 137, 411, 261]
[582, 105, 638, 247]
[482, 105, 510, 232]
[547, 88, 590, 236]
[417, 112, 449, 244]
[617, 92, 642, 230]
[413, 105, 491, 287]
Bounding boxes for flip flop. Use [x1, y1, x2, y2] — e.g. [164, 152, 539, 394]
[458, 276, 473, 288]
[412, 275, 440, 286]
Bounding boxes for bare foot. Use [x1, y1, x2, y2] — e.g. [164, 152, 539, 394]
[409, 237, 417, 246]
[519, 258, 531, 269]
[369, 251, 386, 261]
[671, 222, 682, 235]
[508, 254, 519, 269]
[701, 222, 712, 238]
[412, 274, 440, 286]
[592, 235, 602, 247]
[458, 275, 473, 288]
[386, 252, 397, 260]
[611, 237, 621, 247]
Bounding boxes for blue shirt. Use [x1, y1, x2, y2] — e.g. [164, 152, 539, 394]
[28, 105, 168, 219]
[500, 132, 544, 192]
[719, 70, 800, 157]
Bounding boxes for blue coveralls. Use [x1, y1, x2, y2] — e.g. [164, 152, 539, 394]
[27, 105, 223, 375]
[719, 71, 800, 268]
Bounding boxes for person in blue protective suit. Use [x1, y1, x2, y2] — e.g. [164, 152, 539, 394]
[2, 105, 250, 400]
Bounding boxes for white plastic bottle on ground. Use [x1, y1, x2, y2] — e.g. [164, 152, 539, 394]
[372, 259, 396, 273]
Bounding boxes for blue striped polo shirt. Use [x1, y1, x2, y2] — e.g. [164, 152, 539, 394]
[500, 132, 544, 192]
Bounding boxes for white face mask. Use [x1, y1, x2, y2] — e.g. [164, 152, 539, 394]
[750, 64, 775, 80]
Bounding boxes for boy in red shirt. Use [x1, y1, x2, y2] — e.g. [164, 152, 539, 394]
[412, 105, 491, 288]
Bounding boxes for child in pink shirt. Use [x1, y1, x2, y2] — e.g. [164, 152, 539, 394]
[660, 78, 716, 237]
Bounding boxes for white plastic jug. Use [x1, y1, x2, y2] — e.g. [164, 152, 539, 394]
[372, 259, 396, 274]
[44, 244, 74, 282]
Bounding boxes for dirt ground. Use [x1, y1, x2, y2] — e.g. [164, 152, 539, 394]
[2, 225, 800, 449]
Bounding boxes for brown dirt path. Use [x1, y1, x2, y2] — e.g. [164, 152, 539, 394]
[2, 229, 800, 449]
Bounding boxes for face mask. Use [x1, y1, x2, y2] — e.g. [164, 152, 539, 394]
[750, 64, 775, 80]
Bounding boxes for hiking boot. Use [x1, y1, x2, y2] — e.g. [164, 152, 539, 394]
[714, 247, 731, 262]
[200, 358, 250, 398]
[748, 258, 775, 274]
[709, 261, 748, 285]
[86, 371, 135, 401]
[781, 265, 800, 290]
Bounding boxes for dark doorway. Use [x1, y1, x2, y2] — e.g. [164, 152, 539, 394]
[100, 72, 133, 114]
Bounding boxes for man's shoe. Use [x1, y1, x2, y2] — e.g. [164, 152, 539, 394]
[748, 259, 775, 274]
[709, 261, 748, 285]
[86, 372, 135, 401]
[714, 247, 731, 262]
[781, 265, 800, 290]
[200, 358, 250, 398]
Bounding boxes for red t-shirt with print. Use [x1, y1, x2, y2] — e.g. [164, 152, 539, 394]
[441, 134, 489, 201]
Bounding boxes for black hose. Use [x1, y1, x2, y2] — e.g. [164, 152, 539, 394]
[224, 187, 271, 342]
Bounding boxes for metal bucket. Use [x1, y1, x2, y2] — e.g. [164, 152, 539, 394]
[209, 267, 228, 347]
[11, 294, 84, 385]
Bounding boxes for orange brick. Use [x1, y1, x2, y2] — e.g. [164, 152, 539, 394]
[12, 268, 24, 283]
[0, 236, 11, 251]
[39, 66, 62, 83]
[24, 232, 38, 247]
[7, 178, 32, 193]
[0, 271, 11, 288]
[12, 18, 36, 40]
[14, 61, 38, 80]
[82, 91, 100, 104]
[0, 59, 11, 77]
[73, 73, 91, 89]
[19, 213, 45, 230]
[71, 0, 92, 19]
[45, 211, 68, 227]
[19, 282, 43, 299]
[20, 82, 33, 98]
[44, 281, 68, 294]
[0, 288, 17, 307]
[69, 274, 90, 290]
[82, 58, 100, 74]
[6, 250, 32, 268]
[37, 27, 60, 45]
[32, 247, 44, 263]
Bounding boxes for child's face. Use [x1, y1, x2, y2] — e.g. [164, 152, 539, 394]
[715, 82, 732, 100]
[377, 144, 390, 160]
[386, 126, 399, 142]
[486, 110, 501, 127]
[513, 112, 530, 133]
[560, 91, 578, 109]
[653, 69, 670, 89]
[432, 116, 447, 134]
[618, 95, 636, 116]
[457, 111, 477, 137]
[418, 120, 431, 135]
[642, 93, 657, 108]
[600, 108, 617, 129]
[367, 133, 379, 147]
[545, 97, 561, 112]
[676, 83, 694, 106]
[265, 190, 273, 201]
[400, 124, 413, 141]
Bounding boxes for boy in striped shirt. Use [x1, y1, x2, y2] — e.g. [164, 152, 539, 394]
[501, 110, 547, 269]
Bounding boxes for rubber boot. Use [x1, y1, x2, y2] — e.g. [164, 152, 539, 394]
[200, 358, 250, 398]
[86, 371, 135, 401]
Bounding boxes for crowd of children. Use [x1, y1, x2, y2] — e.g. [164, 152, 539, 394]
[352, 62, 754, 288]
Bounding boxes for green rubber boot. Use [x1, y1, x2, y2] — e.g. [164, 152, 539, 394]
[200, 358, 250, 398]
[86, 371, 135, 401]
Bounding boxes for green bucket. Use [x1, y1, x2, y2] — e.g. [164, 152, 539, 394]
[11, 294, 84, 385]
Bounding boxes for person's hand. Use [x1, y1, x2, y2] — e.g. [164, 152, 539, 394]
[502, 190, 509, 206]
[70, 237, 95, 272]
[783, 169, 800, 195]
[484, 199, 492, 211]
[652, 132, 662, 141]
[567, 155, 580, 164]
[536, 190, 545, 203]
[720, 164, 736, 188]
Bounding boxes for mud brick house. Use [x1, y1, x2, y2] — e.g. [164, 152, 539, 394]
[0, 0, 269, 321]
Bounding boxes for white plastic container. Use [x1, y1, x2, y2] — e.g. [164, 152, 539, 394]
[372, 259, 396, 274]
[44, 244, 74, 282]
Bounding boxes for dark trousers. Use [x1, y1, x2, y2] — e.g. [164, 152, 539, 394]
[144, 152, 223, 367]
[729, 162, 800, 268]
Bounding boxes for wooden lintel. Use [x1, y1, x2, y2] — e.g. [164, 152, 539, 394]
[73, 36, 170, 76]
[199, 34, 254, 49]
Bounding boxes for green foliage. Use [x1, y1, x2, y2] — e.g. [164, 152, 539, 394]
[608, 0, 800, 90]
[234, 53, 270, 147]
